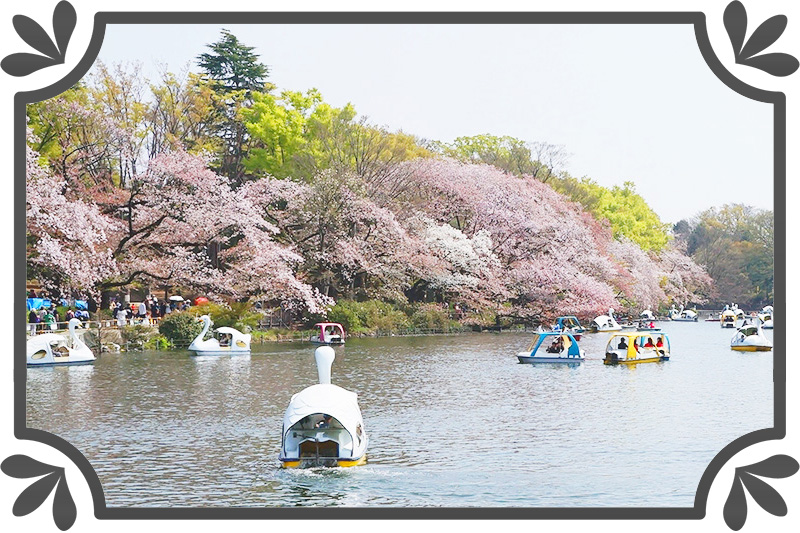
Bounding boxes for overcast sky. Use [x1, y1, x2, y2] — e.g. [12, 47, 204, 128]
[96, 23, 774, 224]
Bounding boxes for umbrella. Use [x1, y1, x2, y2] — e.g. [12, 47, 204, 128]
[168, 295, 184, 302]
[194, 297, 209, 305]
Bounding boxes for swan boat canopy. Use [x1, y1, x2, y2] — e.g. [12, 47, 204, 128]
[603, 332, 670, 365]
[758, 305, 774, 329]
[730, 323, 772, 352]
[188, 315, 251, 355]
[592, 308, 622, 332]
[669, 305, 698, 322]
[279, 346, 367, 468]
[640, 310, 656, 321]
[27, 318, 95, 366]
[517, 331, 585, 364]
[310, 322, 345, 345]
[552, 316, 585, 340]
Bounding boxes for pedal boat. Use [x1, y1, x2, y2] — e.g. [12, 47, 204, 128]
[592, 308, 622, 332]
[310, 322, 346, 345]
[720, 308, 738, 328]
[279, 346, 367, 468]
[669, 305, 698, 322]
[517, 331, 585, 364]
[730, 323, 772, 352]
[757, 305, 773, 329]
[603, 332, 670, 365]
[27, 318, 96, 366]
[552, 316, 585, 340]
[188, 315, 251, 355]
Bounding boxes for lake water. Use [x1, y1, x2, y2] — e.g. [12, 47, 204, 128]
[25, 320, 774, 507]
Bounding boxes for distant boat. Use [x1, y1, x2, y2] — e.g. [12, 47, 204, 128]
[27, 318, 95, 366]
[757, 305, 773, 329]
[639, 310, 656, 321]
[279, 346, 368, 468]
[517, 331, 585, 364]
[552, 315, 585, 340]
[310, 322, 346, 345]
[603, 332, 670, 365]
[592, 308, 622, 332]
[669, 305, 698, 322]
[730, 321, 772, 352]
[720, 304, 738, 328]
[189, 315, 251, 355]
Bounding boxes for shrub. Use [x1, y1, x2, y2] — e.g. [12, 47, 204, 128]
[189, 301, 260, 331]
[144, 335, 172, 350]
[159, 312, 203, 344]
[410, 303, 458, 330]
[120, 324, 151, 345]
[327, 301, 364, 333]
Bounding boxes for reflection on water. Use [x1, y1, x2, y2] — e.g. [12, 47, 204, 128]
[26, 321, 773, 507]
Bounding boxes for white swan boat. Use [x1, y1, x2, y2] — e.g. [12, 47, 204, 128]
[279, 346, 368, 468]
[188, 315, 251, 355]
[592, 308, 622, 332]
[639, 310, 656, 321]
[27, 318, 96, 366]
[669, 305, 698, 322]
[758, 305, 774, 329]
[730, 322, 772, 352]
[720, 305, 737, 328]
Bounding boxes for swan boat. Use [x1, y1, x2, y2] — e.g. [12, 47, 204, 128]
[639, 310, 656, 321]
[552, 316, 585, 340]
[310, 322, 346, 345]
[517, 331, 585, 364]
[592, 308, 622, 332]
[730, 322, 772, 352]
[669, 305, 698, 322]
[758, 305, 774, 329]
[279, 346, 368, 468]
[720, 306, 738, 328]
[188, 315, 251, 355]
[603, 332, 670, 365]
[27, 318, 96, 366]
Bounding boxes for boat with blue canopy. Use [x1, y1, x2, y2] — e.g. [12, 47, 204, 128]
[552, 315, 585, 340]
[517, 331, 585, 364]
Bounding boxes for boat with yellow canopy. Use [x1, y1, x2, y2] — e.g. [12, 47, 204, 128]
[603, 332, 670, 365]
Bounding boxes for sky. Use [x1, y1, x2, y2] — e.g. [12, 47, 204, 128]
[94, 22, 774, 224]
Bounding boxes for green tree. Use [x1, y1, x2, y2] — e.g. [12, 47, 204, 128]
[552, 176, 669, 252]
[197, 30, 272, 183]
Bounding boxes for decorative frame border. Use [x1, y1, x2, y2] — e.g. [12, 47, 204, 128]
[3, 2, 794, 529]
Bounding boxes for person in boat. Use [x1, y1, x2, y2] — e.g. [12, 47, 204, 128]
[649, 321, 655, 328]
[644, 337, 655, 348]
[617, 338, 627, 350]
[316, 415, 332, 429]
[547, 336, 565, 353]
[219, 333, 231, 347]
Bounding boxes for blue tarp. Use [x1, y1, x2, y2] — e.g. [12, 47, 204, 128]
[26, 298, 52, 311]
[75, 300, 88, 310]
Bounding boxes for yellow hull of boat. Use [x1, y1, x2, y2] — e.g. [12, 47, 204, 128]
[731, 346, 772, 352]
[280, 455, 367, 469]
[604, 356, 666, 365]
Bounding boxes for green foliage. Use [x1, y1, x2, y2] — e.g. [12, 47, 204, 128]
[197, 29, 269, 94]
[325, 300, 411, 334]
[675, 204, 773, 307]
[326, 300, 363, 333]
[158, 312, 203, 343]
[409, 303, 459, 330]
[437, 134, 565, 182]
[552, 176, 669, 252]
[188, 301, 260, 331]
[144, 335, 172, 350]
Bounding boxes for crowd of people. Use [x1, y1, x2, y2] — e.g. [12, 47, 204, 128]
[27, 288, 197, 332]
[111, 295, 193, 327]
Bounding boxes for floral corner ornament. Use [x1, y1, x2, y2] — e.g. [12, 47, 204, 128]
[2, 454, 77, 530]
[723, 1, 799, 76]
[1, 1, 76, 77]
[723, 454, 799, 530]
